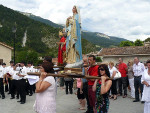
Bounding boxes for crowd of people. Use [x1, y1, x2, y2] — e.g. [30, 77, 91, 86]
[58, 56, 150, 113]
[55, 5, 149, 113]
[0, 56, 53, 104]
[0, 55, 150, 113]
[0, 4, 149, 113]
[0, 61, 36, 104]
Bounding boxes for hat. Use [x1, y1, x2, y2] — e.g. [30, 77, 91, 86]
[20, 61, 26, 65]
[27, 61, 33, 65]
[2, 63, 6, 65]
[9, 61, 14, 63]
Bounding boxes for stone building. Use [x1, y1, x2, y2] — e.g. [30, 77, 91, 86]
[0, 42, 13, 65]
[98, 45, 150, 64]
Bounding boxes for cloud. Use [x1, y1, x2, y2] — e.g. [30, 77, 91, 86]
[1, 0, 150, 41]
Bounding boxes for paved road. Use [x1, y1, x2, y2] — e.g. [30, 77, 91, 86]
[0, 88, 144, 113]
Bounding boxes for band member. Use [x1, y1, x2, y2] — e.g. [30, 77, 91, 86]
[26, 62, 35, 96]
[5, 61, 14, 94]
[9, 64, 20, 99]
[17, 62, 27, 104]
[0, 62, 5, 99]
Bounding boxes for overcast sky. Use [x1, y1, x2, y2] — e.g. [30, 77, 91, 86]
[1, 0, 150, 41]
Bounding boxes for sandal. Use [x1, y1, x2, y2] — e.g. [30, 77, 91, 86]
[80, 107, 86, 110]
[123, 95, 127, 98]
[109, 95, 114, 99]
[114, 96, 117, 100]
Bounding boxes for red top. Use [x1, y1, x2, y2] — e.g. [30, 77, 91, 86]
[87, 65, 99, 85]
[118, 63, 127, 77]
[58, 37, 66, 65]
[61, 37, 66, 52]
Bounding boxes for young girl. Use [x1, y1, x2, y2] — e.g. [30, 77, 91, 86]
[76, 78, 86, 110]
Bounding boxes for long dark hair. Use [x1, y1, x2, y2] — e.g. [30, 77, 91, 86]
[98, 64, 110, 78]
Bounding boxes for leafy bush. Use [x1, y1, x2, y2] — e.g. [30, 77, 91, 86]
[96, 57, 102, 62]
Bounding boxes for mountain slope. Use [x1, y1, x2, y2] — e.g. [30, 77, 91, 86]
[0, 5, 59, 54]
[82, 31, 127, 47]
[0, 5, 97, 59]
[21, 12, 63, 28]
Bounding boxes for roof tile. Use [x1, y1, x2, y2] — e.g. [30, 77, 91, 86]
[98, 46, 150, 56]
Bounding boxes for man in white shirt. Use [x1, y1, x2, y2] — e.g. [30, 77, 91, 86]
[0, 63, 5, 99]
[17, 62, 27, 104]
[26, 62, 35, 96]
[9, 64, 20, 99]
[2, 63, 7, 84]
[2, 63, 7, 73]
[6, 61, 14, 94]
[133, 57, 145, 102]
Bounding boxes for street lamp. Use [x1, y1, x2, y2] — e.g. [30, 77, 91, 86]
[12, 22, 17, 64]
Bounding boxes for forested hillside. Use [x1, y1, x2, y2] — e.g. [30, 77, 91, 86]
[0, 5, 97, 64]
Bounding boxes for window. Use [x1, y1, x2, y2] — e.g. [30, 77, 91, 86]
[0, 59, 3, 65]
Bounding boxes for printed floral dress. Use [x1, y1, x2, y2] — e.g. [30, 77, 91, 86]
[95, 83, 109, 113]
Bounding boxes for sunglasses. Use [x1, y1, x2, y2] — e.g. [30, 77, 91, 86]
[99, 68, 105, 71]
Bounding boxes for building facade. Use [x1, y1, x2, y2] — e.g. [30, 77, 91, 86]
[0, 42, 13, 65]
[98, 45, 150, 64]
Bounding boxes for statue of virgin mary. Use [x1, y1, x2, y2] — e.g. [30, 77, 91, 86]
[65, 5, 83, 68]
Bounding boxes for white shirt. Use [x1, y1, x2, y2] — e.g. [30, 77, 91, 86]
[2, 67, 7, 75]
[0, 65, 4, 78]
[34, 68, 40, 73]
[141, 69, 150, 102]
[133, 62, 145, 76]
[109, 66, 117, 77]
[26, 66, 39, 85]
[6, 66, 13, 75]
[9, 69, 20, 80]
[18, 66, 27, 80]
[141, 69, 150, 84]
[26, 66, 35, 73]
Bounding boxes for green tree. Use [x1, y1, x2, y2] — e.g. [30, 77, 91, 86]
[119, 41, 133, 47]
[16, 50, 39, 65]
[26, 51, 39, 65]
[36, 60, 43, 66]
[134, 39, 143, 46]
[96, 57, 102, 62]
[144, 37, 150, 42]
[16, 51, 28, 63]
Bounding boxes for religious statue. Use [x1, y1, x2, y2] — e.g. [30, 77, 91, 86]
[65, 6, 83, 68]
[57, 28, 66, 66]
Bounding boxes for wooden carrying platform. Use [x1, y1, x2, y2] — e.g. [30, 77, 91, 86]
[27, 72, 112, 80]
[63, 68, 82, 74]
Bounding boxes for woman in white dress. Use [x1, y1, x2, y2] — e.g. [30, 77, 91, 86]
[34, 62, 56, 113]
[141, 60, 150, 113]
